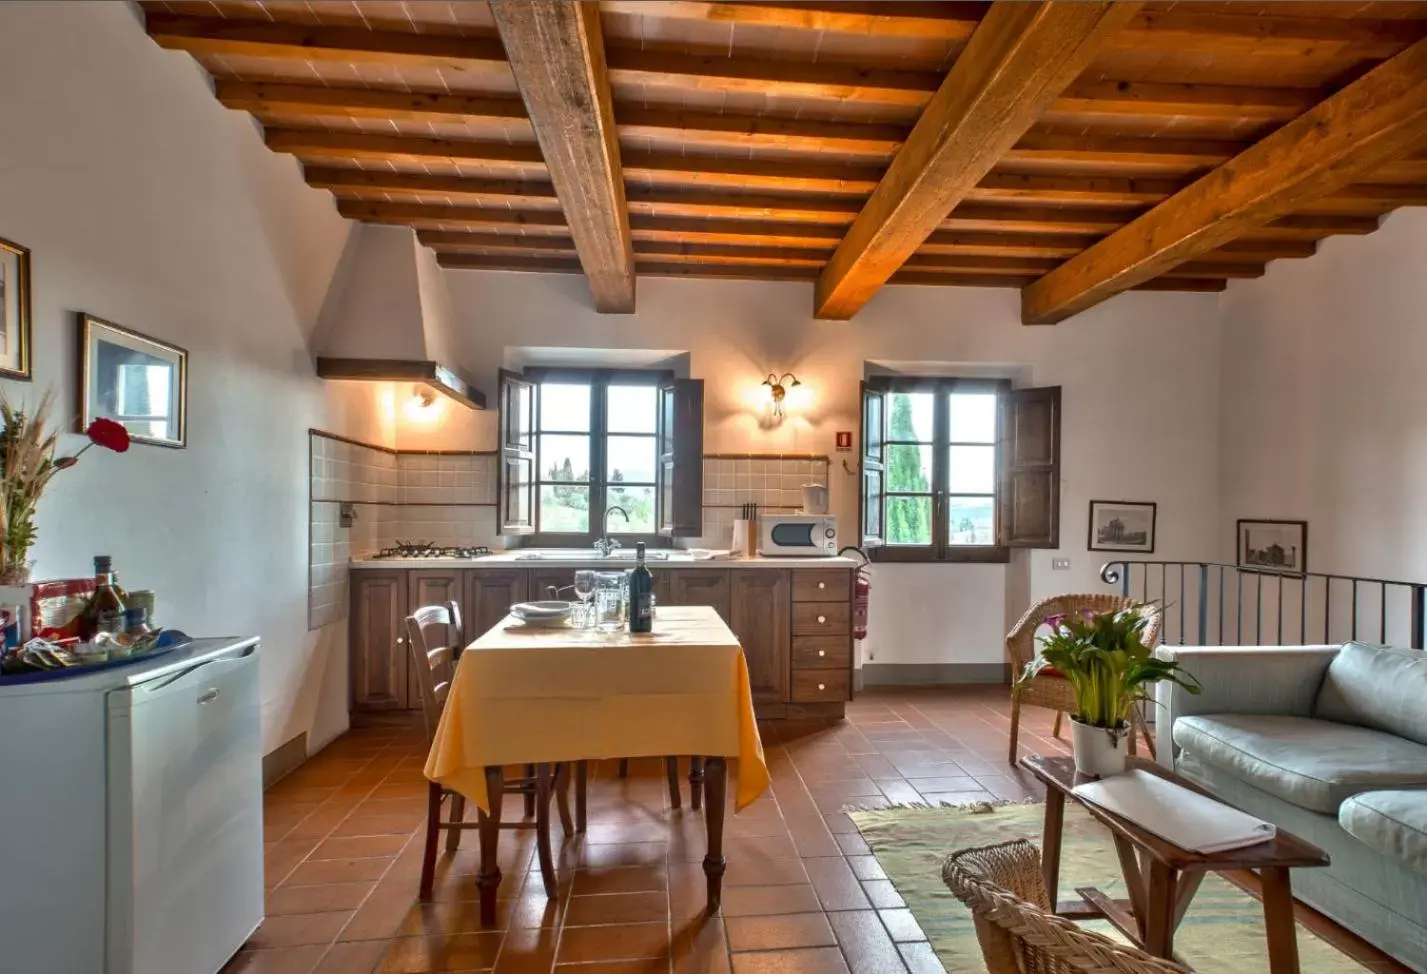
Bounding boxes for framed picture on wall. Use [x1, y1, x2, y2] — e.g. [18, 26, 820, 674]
[79, 313, 188, 449]
[1087, 500, 1156, 553]
[1237, 519, 1308, 574]
[0, 235, 32, 380]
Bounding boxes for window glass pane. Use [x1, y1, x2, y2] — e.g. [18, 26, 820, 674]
[505, 382, 532, 449]
[948, 496, 995, 546]
[948, 445, 995, 493]
[607, 485, 656, 533]
[886, 443, 932, 493]
[863, 394, 883, 454]
[539, 485, 589, 532]
[862, 470, 882, 540]
[887, 391, 934, 442]
[607, 385, 657, 433]
[505, 458, 532, 526]
[607, 435, 657, 483]
[539, 382, 590, 432]
[540, 435, 590, 483]
[886, 496, 932, 546]
[949, 392, 997, 443]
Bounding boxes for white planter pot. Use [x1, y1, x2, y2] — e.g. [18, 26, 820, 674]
[1070, 717, 1128, 778]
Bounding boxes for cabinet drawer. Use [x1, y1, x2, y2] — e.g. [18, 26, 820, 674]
[792, 569, 850, 602]
[792, 668, 850, 703]
[792, 601, 850, 635]
[792, 636, 851, 670]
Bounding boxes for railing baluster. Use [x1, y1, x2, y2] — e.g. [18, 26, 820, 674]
[1413, 585, 1426, 650]
[1351, 580, 1358, 643]
[1198, 564, 1209, 644]
[1255, 571, 1262, 644]
[1217, 566, 1224, 645]
[1325, 577, 1332, 643]
[1380, 584, 1388, 643]
[1120, 562, 1130, 598]
[1275, 573, 1283, 644]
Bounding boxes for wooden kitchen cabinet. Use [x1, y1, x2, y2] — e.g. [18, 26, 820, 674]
[729, 569, 790, 705]
[665, 568, 731, 622]
[526, 567, 576, 602]
[466, 569, 527, 643]
[350, 572, 409, 710]
[406, 570, 462, 705]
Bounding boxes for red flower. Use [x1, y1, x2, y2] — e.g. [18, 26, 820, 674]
[86, 418, 130, 453]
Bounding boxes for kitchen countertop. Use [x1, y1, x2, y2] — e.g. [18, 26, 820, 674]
[350, 552, 862, 570]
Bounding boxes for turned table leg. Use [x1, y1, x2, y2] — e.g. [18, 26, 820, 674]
[689, 756, 705, 811]
[702, 756, 728, 914]
[476, 765, 504, 928]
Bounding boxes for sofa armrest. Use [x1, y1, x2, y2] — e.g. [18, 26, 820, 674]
[1153, 645, 1340, 770]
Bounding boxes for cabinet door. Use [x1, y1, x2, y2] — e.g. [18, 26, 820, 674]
[466, 569, 527, 642]
[667, 569, 731, 622]
[350, 572, 408, 710]
[407, 571, 462, 708]
[729, 569, 790, 705]
[527, 567, 577, 602]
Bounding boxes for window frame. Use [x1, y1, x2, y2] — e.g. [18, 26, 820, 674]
[520, 367, 673, 549]
[863, 375, 1011, 564]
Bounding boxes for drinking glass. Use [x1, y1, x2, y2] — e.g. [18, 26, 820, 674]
[573, 570, 597, 628]
[593, 571, 628, 633]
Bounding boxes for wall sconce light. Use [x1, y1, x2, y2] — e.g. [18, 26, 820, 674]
[762, 372, 801, 418]
[411, 386, 436, 410]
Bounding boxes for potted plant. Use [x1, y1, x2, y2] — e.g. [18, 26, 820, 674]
[0, 393, 130, 584]
[1019, 606, 1200, 777]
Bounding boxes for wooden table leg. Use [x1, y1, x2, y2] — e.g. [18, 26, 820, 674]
[534, 764, 557, 897]
[1041, 787, 1066, 907]
[689, 756, 705, 811]
[1142, 860, 1179, 958]
[1261, 866, 1301, 974]
[477, 766, 504, 928]
[666, 756, 682, 810]
[575, 760, 588, 833]
[702, 756, 728, 914]
[1112, 836, 1148, 938]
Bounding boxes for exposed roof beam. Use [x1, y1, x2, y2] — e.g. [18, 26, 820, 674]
[490, 0, 635, 312]
[813, 1, 1143, 320]
[1022, 35, 1427, 324]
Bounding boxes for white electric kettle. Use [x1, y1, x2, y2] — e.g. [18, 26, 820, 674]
[801, 483, 829, 514]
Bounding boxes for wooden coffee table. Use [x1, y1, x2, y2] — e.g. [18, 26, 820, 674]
[1020, 754, 1330, 973]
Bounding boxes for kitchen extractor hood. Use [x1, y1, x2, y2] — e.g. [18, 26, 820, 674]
[313, 224, 485, 408]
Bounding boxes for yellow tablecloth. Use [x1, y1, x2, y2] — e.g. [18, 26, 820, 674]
[424, 605, 770, 814]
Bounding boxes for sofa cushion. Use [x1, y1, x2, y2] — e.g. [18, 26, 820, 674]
[1173, 714, 1427, 813]
[1314, 642, 1427, 745]
[1340, 791, 1427, 878]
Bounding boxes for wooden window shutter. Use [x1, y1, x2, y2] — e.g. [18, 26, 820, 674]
[657, 378, 704, 538]
[859, 382, 886, 549]
[999, 386, 1061, 548]
[497, 368, 536, 535]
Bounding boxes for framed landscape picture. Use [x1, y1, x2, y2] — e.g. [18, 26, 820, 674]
[0, 235, 32, 380]
[1087, 500, 1156, 553]
[79, 313, 188, 449]
[1237, 519, 1308, 574]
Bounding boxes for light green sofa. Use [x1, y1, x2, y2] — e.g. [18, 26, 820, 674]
[1156, 642, 1427, 971]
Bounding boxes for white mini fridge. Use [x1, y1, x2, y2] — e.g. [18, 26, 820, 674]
[0, 637, 264, 974]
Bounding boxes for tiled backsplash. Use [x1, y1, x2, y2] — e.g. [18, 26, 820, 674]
[398, 453, 495, 506]
[692, 454, 830, 550]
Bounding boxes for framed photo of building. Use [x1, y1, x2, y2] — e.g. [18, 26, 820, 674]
[79, 313, 188, 449]
[0, 235, 32, 381]
[1087, 500, 1156, 553]
[1237, 519, 1308, 574]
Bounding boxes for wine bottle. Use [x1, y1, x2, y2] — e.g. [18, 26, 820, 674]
[628, 543, 653, 634]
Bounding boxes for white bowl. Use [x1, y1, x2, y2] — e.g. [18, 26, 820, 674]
[511, 601, 574, 626]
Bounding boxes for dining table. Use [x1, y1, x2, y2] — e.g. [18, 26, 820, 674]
[423, 604, 771, 925]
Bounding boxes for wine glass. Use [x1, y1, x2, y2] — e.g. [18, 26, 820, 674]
[573, 570, 596, 629]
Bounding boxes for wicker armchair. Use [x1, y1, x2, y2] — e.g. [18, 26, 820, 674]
[943, 840, 1189, 974]
[1006, 594, 1163, 765]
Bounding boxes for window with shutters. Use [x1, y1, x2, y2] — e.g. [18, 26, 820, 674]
[858, 378, 1061, 563]
[498, 368, 703, 545]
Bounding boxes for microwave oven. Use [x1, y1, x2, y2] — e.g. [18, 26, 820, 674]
[758, 515, 838, 556]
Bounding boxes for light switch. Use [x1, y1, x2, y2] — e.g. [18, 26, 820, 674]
[1052, 557, 1071, 570]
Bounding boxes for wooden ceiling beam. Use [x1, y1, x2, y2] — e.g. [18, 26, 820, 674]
[1022, 36, 1427, 324]
[307, 168, 561, 208]
[490, 0, 635, 312]
[215, 81, 530, 128]
[267, 129, 546, 169]
[336, 200, 569, 233]
[438, 254, 584, 273]
[636, 260, 819, 282]
[814, 1, 1143, 320]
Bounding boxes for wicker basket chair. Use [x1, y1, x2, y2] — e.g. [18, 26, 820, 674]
[943, 840, 1190, 974]
[1006, 594, 1163, 765]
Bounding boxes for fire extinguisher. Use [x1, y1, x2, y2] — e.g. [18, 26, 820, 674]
[841, 546, 872, 640]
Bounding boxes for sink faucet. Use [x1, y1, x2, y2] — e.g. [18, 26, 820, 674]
[595, 506, 629, 557]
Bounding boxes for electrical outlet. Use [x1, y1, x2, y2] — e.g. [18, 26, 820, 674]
[339, 502, 358, 528]
[1051, 557, 1071, 570]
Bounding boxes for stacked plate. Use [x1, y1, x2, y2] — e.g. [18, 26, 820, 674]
[510, 601, 574, 628]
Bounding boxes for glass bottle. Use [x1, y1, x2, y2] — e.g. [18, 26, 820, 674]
[628, 543, 654, 633]
[87, 555, 127, 637]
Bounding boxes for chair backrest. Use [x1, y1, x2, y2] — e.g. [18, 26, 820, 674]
[943, 840, 1189, 974]
[1006, 593, 1164, 673]
[405, 600, 464, 743]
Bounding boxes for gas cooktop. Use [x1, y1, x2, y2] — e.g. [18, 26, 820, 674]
[371, 542, 493, 560]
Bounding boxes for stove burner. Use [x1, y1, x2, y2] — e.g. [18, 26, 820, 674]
[373, 541, 493, 560]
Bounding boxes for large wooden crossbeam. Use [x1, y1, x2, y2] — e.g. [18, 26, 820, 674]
[1021, 35, 1427, 324]
[489, 0, 635, 313]
[813, 2, 1142, 320]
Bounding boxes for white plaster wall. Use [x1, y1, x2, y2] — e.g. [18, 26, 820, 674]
[0, 2, 387, 754]
[1219, 209, 1427, 584]
[429, 271, 1224, 666]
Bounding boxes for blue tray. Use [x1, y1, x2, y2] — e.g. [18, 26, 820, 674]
[0, 632, 192, 684]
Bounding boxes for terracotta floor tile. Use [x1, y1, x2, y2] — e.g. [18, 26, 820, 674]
[565, 891, 670, 926]
[312, 940, 389, 974]
[783, 815, 841, 859]
[725, 912, 836, 952]
[877, 909, 927, 943]
[904, 777, 981, 794]
[341, 884, 424, 942]
[332, 813, 428, 837]
[312, 834, 410, 860]
[673, 917, 729, 974]
[220, 946, 328, 974]
[832, 833, 870, 857]
[801, 858, 870, 912]
[575, 865, 669, 895]
[267, 882, 376, 916]
[377, 932, 505, 973]
[718, 884, 823, 918]
[729, 947, 850, 973]
[493, 927, 560, 973]
[286, 857, 392, 887]
[859, 881, 904, 910]
[247, 911, 355, 949]
[828, 910, 907, 974]
[581, 842, 669, 869]
[557, 922, 672, 964]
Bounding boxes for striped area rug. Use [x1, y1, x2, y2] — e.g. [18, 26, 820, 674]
[848, 801, 1366, 974]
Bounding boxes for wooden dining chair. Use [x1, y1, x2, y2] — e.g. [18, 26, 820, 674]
[406, 601, 585, 901]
